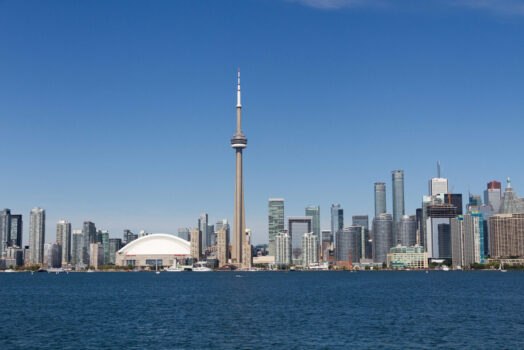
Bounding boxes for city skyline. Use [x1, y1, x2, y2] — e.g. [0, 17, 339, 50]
[1, 1, 524, 245]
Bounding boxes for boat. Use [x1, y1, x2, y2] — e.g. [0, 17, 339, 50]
[4, 269, 15, 273]
[86, 270, 95, 273]
[442, 265, 450, 271]
[165, 264, 184, 272]
[500, 262, 507, 272]
[192, 262, 213, 272]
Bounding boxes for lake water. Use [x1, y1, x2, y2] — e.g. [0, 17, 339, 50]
[1, 271, 523, 349]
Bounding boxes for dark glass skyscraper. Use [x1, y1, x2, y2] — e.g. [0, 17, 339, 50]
[330, 204, 343, 244]
[10, 214, 22, 248]
[305, 206, 320, 237]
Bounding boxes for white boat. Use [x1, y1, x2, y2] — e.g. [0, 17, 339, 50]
[165, 265, 184, 272]
[4, 269, 15, 273]
[86, 270, 95, 273]
[193, 262, 213, 272]
[442, 265, 450, 271]
[500, 262, 507, 272]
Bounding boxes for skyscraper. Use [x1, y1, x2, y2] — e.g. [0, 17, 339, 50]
[301, 232, 318, 267]
[177, 227, 190, 241]
[215, 219, 230, 247]
[330, 204, 343, 244]
[392, 170, 405, 241]
[374, 182, 386, 218]
[499, 178, 524, 214]
[10, 214, 22, 248]
[198, 213, 209, 252]
[372, 213, 393, 264]
[0, 209, 11, 257]
[275, 232, 291, 266]
[397, 215, 416, 247]
[268, 198, 285, 257]
[71, 230, 84, 268]
[429, 162, 448, 196]
[426, 203, 457, 259]
[123, 229, 137, 245]
[451, 213, 484, 268]
[445, 193, 463, 215]
[29, 207, 45, 265]
[231, 71, 248, 265]
[484, 180, 502, 213]
[96, 230, 110, 265]
[190, 228, 201, 261]
[56, 220, 72, 265]
[352, 215, 369, 229]
[288, 216, 312, 265]
[82, 221, 96, 265]
[217, 227, 228, 267]
[335, 227, 361, 267]
[489, 213, 524, 258]
[108, 238, 122, 265]
[305, 206, 320, 238]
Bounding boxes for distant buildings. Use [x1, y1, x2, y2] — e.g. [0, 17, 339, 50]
[29, 207, 45, 265]
[489, 213, 524, 258]
[217, 227, 228, 267]
[301, 232, 318, 267]
[398, 215, 416, 247]
[275, 232, 291, 266]
[89, 243, 104, 269]
[108, 238, 122, 265]
[330, 204, 343, 244]
[386, 245, 428, 269]
[82, 221, 96, 265]
[372, 213, 393, 264]
[56, 220, 71, 265]
[268, 198, 284, 257]
[335, 226, 360, 266]
[374, 182, 386, 218]
[177, 227, 190, 241]
[190, 228, 201, 261]
[123, 229, 138, 245]
[305, 206, 320, 238]
[451, 213, 484, 268]
[499, 178, 524, 214]
[484, 181, 502, 212]
[429, 178, 448, 196]
[71, 230, 84, 268]
[10, 214, 22, 248]
[44, 242, 62, 268]
[426, 203, 456, 259]
[198, 213, 209, 252]
[392, 170, 405, 241]
[0, 209, 11, 257]
[288, 216, 312, 265]
[97, 230, 110, 265]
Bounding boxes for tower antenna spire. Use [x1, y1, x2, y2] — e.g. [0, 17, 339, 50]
[237, 68, 241, 108]
[437, 161, 441, 178]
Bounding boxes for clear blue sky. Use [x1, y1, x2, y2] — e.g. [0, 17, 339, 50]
[1, 0, 523, 245]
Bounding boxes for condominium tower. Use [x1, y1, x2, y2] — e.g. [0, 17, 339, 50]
[268, 198, 284, 257]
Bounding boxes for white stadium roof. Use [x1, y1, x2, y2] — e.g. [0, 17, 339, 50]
[117, 233, 190, 256]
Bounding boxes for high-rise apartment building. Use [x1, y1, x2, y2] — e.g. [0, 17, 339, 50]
[374, 182, 386, 218]
[29, 207, 45, 265]
[44, 242, 62, 268]
[0, 209, 11, 257]
[451, 213, 484, 268]
[89, 243, 104, 269]
[320, 230, 331, 262]
[71, 230, 84, 267]
[190, 228, 201, 261]
[275, 232, 291, 266]
[288, 216, 312, 265]
[10, 214, 22, 248]
[215, 219, 230, 247]
[56, 220, 72, 265]
[489, 213, 524, 258]
[372, 213, 393, 264]
[305, 206, 320, 237]
[330, 204, 343, 244]
[301, 232, 318, 267]
[268, 198, 284, 257]
[392, 170, 405, 241]
[352, 215, 369, 229]
[484, 181, 502, 213]
[82, 221, 96, 265]
[398, 215, 417, 247]
[217, 227, 228, 267]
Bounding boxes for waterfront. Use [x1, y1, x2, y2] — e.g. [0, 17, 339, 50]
[1, 271, 523, 349]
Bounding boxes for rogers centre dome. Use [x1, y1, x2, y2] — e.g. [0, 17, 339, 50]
[115, 233, 191, 268]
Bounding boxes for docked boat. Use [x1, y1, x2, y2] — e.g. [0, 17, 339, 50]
[193, 262, 213, 272]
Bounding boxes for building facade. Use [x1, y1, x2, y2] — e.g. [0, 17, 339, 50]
[268, 198, 284, 257]
[489, 213, 524, 258]
[0, 209, 11, 257]
[9, 214, 22, 248]
[392, 170, 405, 241]
[305, 206, 320, 238]
[190, 228, 201, 261]
[301, 232, 318, 267]
[275, 232, 291, 266]
[386, 245, 428, 269]
[71, 230, 84, 268]
[56, 220, 72, 265]
[372, 213, 393, 264]
[288, 216, 312, 265]
[484, 180, 502, 213]
[374, 182, 386, 218]
[451, 213, 484, 268]
[217, 227, 228, 267]
[330, 204, 343, 244]
[398, 215, 417, 247]
[29, 207, 45, 265]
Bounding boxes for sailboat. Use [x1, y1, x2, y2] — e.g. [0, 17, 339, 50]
[500, 262, 507, 272]
[155, 260, 160, 274]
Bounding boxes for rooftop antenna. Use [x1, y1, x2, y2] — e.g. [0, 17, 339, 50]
[437, 161, 441, 178]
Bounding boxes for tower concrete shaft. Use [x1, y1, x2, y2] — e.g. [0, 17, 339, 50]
[231, 71, 247, 264]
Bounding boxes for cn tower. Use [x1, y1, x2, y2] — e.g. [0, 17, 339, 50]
[231, 70, 247, 264]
